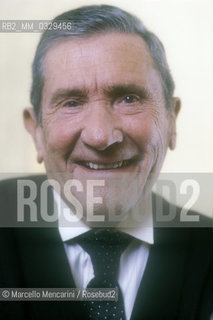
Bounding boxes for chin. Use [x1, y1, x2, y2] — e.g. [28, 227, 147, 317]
[82, 202, 130, 228]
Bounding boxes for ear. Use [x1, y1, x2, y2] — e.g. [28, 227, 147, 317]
[23, 107, 44, 163]
[168, 97, 181, 150]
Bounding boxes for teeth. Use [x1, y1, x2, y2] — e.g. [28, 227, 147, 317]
[85, 161, 126, 170]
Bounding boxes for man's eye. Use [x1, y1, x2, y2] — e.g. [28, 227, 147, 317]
[64, 100, 80, 107]
[122, 95, 138, 104]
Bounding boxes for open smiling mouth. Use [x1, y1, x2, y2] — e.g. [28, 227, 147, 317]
[77, 159, 135, 170]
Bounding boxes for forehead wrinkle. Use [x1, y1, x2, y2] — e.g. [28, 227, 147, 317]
[43, 32, 154, 78]
[42, 32, 163, 108]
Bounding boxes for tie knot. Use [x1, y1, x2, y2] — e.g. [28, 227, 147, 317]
[76, 228, 132, 280]
[77, 228, 132, 252]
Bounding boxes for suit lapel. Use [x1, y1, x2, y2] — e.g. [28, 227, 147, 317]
[13, 175, 74, 287]
[13, 176, 88, 319]
[15, 227, 75, 288]
[15, 227, 89, 319]
[130, 223, 212, 319]
[130, 227, 190, 320]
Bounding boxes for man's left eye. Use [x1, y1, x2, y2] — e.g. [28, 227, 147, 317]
[122, 95, 138, 104]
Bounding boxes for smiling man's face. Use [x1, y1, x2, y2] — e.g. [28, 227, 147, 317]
[24, 32, 179, 224]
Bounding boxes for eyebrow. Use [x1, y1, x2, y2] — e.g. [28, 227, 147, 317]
[49, 84, 152, 106]
[50, 88, 89, 105]
[103, 84, 152, 99]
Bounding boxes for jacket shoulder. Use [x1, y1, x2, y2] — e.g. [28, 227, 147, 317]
[152, 193, 213, 228]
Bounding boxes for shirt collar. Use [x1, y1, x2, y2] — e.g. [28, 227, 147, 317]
[55, 190, 154, 245]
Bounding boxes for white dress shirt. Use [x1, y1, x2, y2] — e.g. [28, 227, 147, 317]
[55, 191, 154, 320]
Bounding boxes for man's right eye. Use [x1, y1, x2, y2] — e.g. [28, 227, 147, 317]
[63, 100, 80, 107]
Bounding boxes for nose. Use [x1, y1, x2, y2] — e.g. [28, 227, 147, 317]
[80, 107, 123, 151]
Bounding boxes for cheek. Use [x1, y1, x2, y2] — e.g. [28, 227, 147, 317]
[125, 115, 159, 151]
[125, 113, 169, 175]
[43, 119, 77, 155]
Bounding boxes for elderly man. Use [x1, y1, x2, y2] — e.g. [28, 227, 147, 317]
[0, 4, 212, 320]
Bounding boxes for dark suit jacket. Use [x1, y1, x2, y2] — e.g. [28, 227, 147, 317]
[0, 175, 212, 320]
